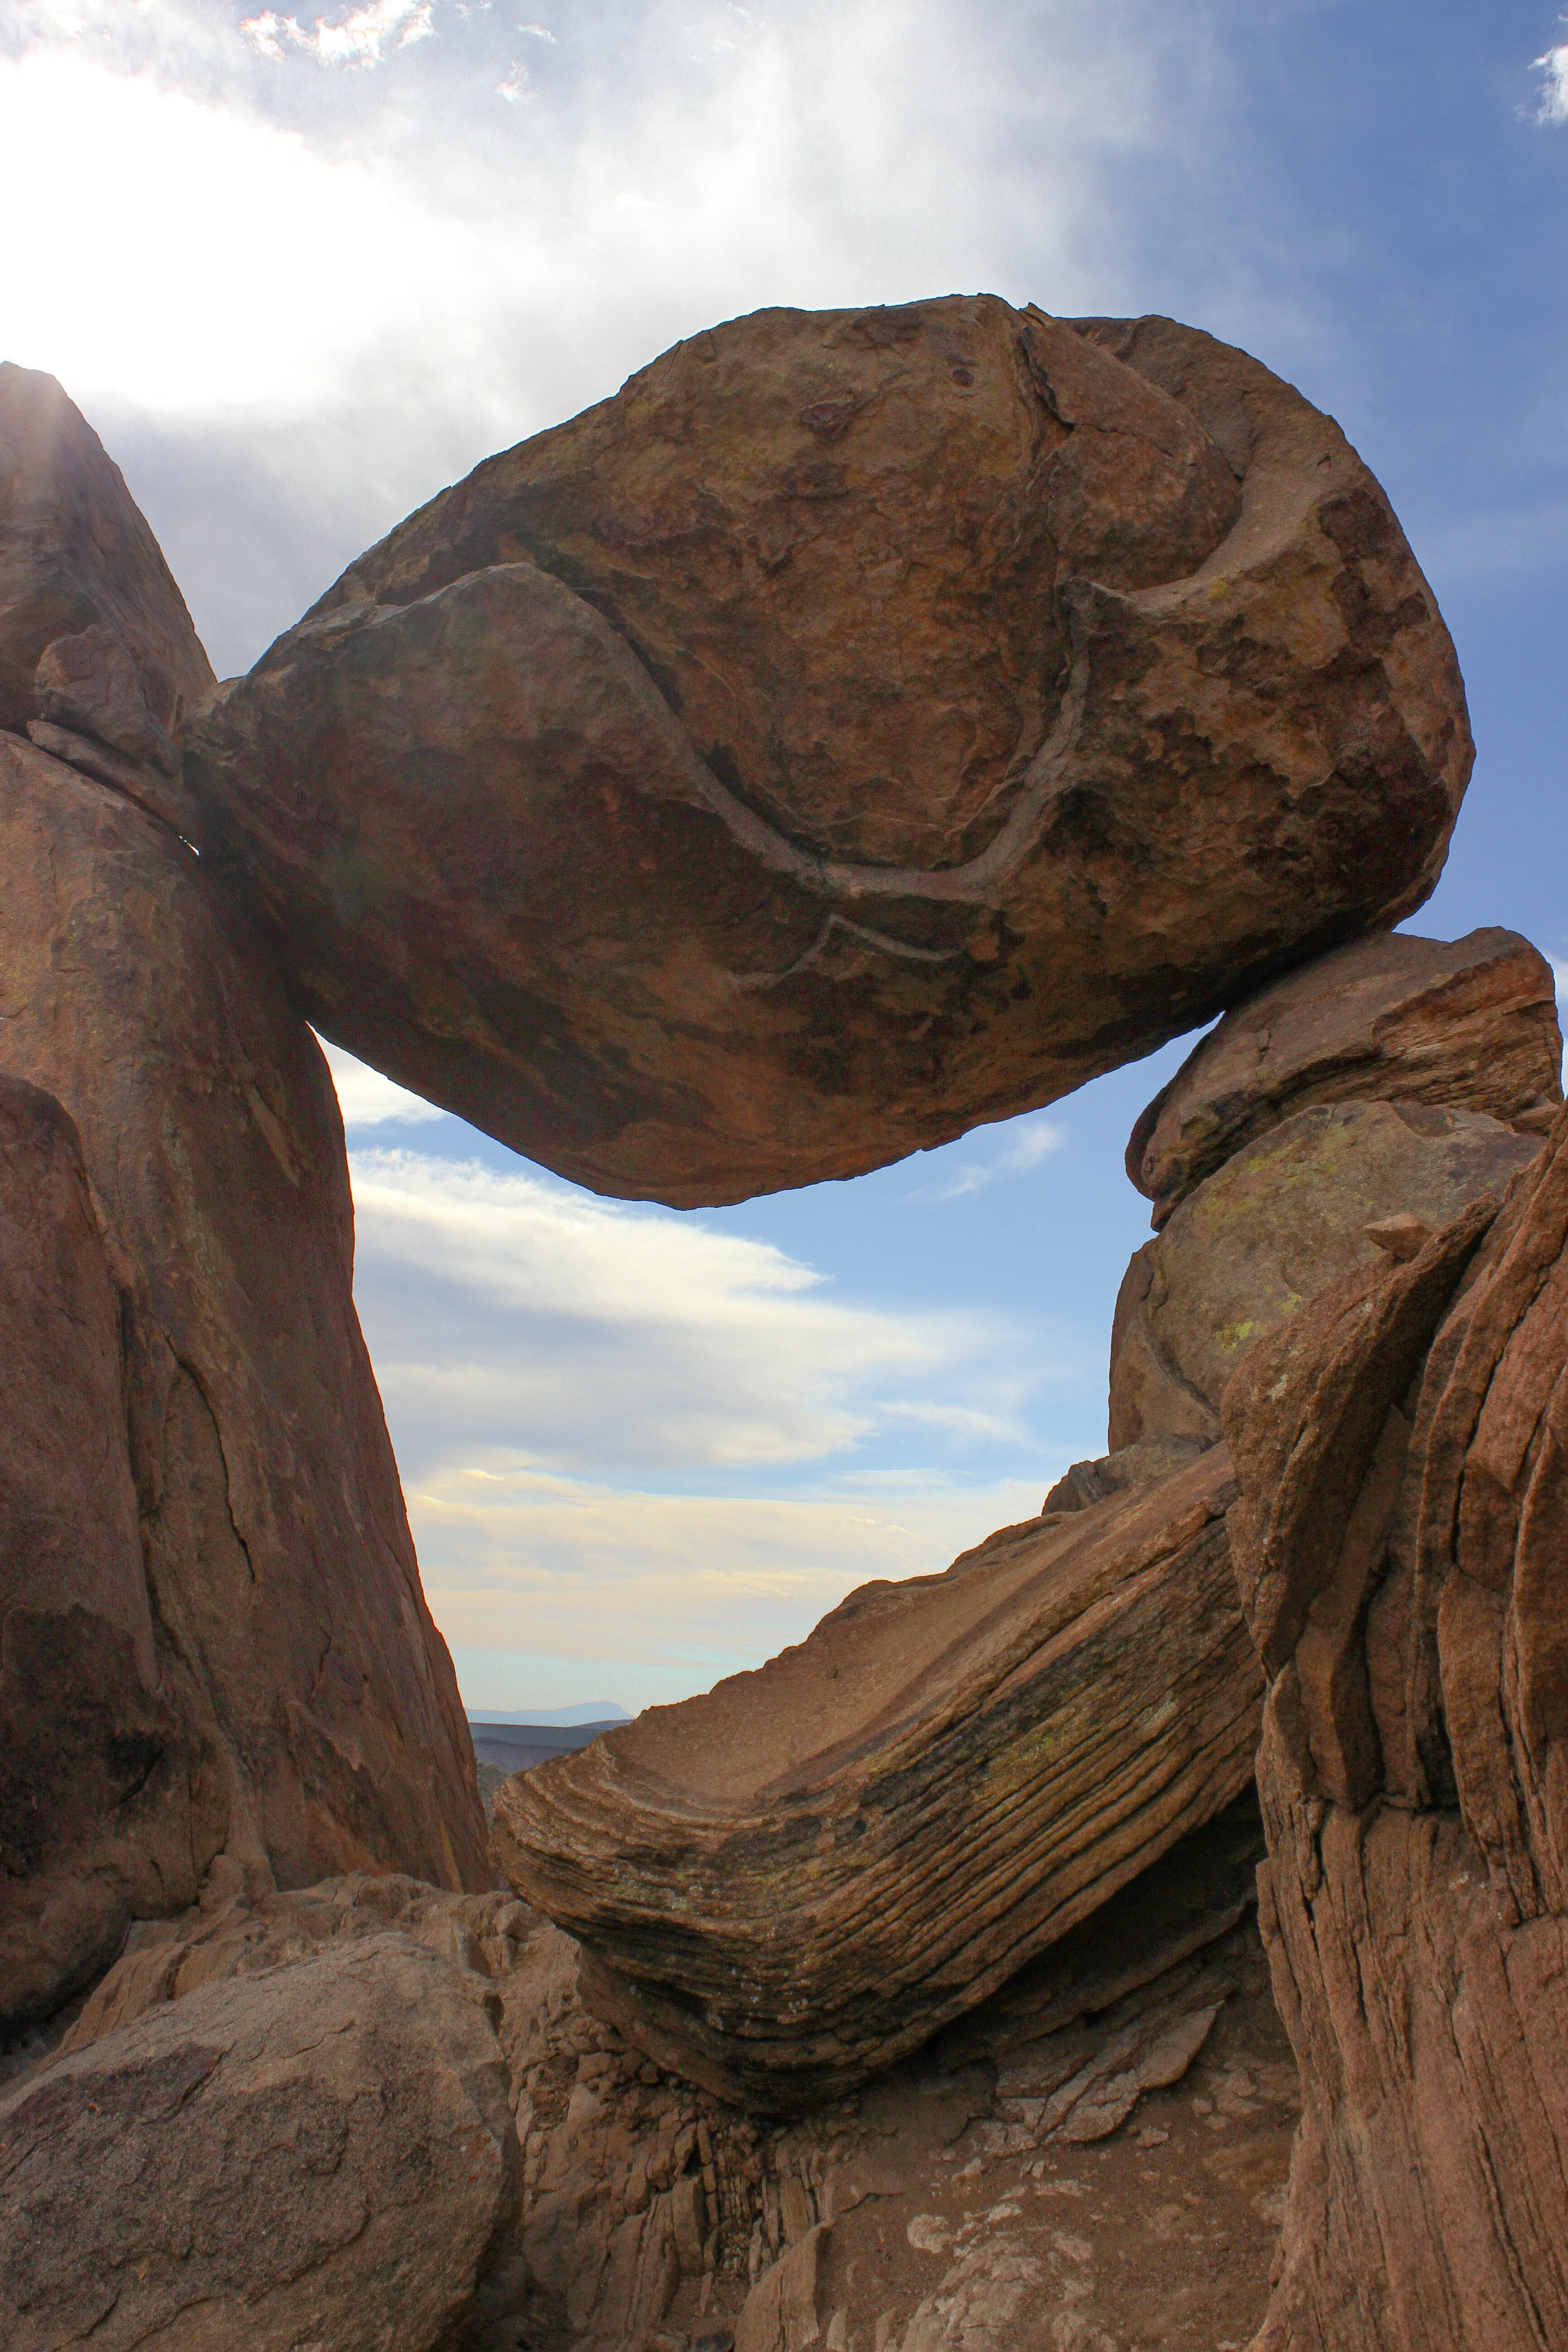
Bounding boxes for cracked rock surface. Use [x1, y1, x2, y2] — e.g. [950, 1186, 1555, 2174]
[1225, 1105, 1568, 2349]
[1, 1803, 1295, 2352]
[0, 733, 490, 2035]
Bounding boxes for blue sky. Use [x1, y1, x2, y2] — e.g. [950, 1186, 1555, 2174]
[5, 1, 1566, 1710]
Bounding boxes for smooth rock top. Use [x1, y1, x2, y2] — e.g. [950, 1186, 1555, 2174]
[0, 363, 213, 829]
[188, 300, 1471, 1207]
[1128, 926, 1563, 1226]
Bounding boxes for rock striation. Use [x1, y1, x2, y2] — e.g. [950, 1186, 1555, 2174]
[1128, 926, 1562, 1228]
[1222, 1107, 1568, 2350]
[186, 301, 1472, 1207]
[493, 1446, 1262, 2108]
[0, 363, 212, 837]
[0, 1810, 1294, 2352]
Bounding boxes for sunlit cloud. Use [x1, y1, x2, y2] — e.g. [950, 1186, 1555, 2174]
[345, 1147, 1021, 1475]
[907, 1112, 1068, 1203]
[0, 0, 1177, 669]
[1533, 36, 1568, 122]
[318, 1038, 445, 1127]
[414, 1457, 1050, 1711]
[241, 0, 434, 67]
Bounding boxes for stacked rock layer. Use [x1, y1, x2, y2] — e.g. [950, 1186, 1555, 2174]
[494, 1448, 1261, 2107]
[1225, 1112, 1568, 2350]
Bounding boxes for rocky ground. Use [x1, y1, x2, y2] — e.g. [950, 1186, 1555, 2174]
[1, 1797, 1298, 2352]
[462, 1796, 1298, 2352]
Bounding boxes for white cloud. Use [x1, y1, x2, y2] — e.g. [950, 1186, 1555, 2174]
[0, 53, 525, 416]
[346, 1146, 1018, 1474]
[318, 1038, 445, 1127]
[412, 1456, 1049, 1710]
[1533, 39, 1568, 123]
[908, 1112, 1068, 1203]
[241, 0, 434, 66]
[0, 0, 1177, 671]
[336, 1142, 1061, 1707]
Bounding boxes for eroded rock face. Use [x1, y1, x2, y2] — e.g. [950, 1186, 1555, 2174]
[0, 735, 489, 2034]
[0, 364, 212, 836]
[1128, 926, 1562, 1227]
[493, 1447, 1262, 2108]
[1107, 1098, 1540, 1455]
[186, 302, 1471, 1207]
[0, 1933, 520, 2352]
[0, 1828, 1295, 2352]
[0, 1078, 224, 2027]
[1223, 1116, 1568, 2350]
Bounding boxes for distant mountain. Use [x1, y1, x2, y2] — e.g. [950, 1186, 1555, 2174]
[466, 1703, 630, 1726]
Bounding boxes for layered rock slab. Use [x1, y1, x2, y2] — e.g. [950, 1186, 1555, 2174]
[187, 301, 1471, 1207]
[1222, 1116, 1568, 2350]
[0, 733, 488, 2033]
[1108, 1096, 1540, 1455]
[1128, 925, 1562, 1227]
[0, 1933, 519, 2352]
[494, 1447, 1262, 2108]
[0, 363, 212, 835]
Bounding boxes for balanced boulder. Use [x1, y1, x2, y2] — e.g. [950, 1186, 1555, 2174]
[1128, 926, 1562, 1227]
[1223, 1116, 1568, 2351]
[493, 1446, 1261, 2108]
[186, 302, 1471, 1206]
[0, 733, 490, 2032]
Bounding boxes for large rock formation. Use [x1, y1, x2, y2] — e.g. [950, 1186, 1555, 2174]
[1222, 1112, 1568, 2350]
[1108, 1097, 1543, 1455]
[1128, 926, 1562, 1227]
[0, 1933, 520, 2352]
[0, 1076, 222, 2033]
[0, 727, 490, 2032]
[493, 1446, 1262, 2108]
[185, 301, 1472, 1207]
[0, 363, 212, 838]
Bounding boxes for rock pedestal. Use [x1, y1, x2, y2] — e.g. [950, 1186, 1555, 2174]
[1128, 926, 1562, 1227]
[186, 302, 1471, 1207]
[1223, 1113, 1568, 2350]
[0, 728, 490, 2030]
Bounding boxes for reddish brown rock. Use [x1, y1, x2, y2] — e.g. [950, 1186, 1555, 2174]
[0, 363, 212, 836]
[1129, 926, 1562, 1227]
[1107, 1097, 1540, 1455]
[186, 302, 1470, 1208]
[1222, 1114, 1568, 2350]
[493, 1447, 1261, 2109]
[0, 733, 488, 2032]
[0, 1932, 520, 2352]
[0, 1078, 225, 2028]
